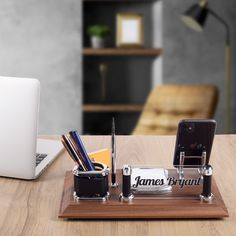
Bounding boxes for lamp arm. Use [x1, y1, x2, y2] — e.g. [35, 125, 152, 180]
[208, 9, 232, 132]
[208, 9, 230, 45]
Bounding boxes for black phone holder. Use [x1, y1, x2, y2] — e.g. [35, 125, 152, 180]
[73, 162, 109, 201]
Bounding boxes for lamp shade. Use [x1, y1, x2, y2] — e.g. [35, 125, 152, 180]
[181, 4, 209, 32]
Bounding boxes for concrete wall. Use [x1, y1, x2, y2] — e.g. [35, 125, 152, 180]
[163, 0, 236, 133]
[152, 1, 163, 87]
[0, 0, 82, 134]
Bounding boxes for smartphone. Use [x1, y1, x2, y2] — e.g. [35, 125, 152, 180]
[173, 119, 216, 167]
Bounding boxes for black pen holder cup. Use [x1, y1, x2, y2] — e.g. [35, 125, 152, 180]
[73, 162, 109, 200]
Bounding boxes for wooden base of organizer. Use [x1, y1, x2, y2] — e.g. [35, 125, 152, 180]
[58, 170, 228, 219]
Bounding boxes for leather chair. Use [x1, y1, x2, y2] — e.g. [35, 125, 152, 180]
[133, 84, 218, 135]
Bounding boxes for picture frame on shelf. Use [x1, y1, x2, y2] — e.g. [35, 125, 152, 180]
[116, 13, 144, 47]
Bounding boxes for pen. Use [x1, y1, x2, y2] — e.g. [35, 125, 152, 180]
[61, 139, 84, 171]
[61, 138, 77, 163]
[111, 117, 118, 187]
[62, 134, 88, 171]
[70, 131, 95, 171]
[66, 134, 89, 171]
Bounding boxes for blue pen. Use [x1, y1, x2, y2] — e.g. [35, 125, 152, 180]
[70, 131, 95, 171]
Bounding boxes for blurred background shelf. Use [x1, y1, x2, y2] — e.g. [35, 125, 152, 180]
[82, 0, 162, 134]
[83, 48, 162, 56]
[83, 104, 143, 112]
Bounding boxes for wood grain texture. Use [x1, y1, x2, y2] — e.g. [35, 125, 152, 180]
[59, 170, 228, 219]
[0, 135, 236, 236]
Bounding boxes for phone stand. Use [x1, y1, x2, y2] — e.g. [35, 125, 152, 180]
[176, 148, 214, 202]
[177, 150, 206, 179]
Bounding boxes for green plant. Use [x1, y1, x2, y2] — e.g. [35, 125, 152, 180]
[87, 24, 110, 38]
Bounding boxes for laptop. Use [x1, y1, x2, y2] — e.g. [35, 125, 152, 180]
[0, 76, 63, 179]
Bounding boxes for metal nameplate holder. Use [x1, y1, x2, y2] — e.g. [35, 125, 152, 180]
[119, 163, 214, 203]
[119, 146, 213, 203]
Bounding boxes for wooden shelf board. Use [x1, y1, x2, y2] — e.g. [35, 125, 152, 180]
[83, 104, 143, 112]
[83, 48, 162, 56]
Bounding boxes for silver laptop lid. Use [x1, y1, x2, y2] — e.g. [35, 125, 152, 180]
[0, 76, 40, 179]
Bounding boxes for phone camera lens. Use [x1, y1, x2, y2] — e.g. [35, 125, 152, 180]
[185, 123, 195, 133]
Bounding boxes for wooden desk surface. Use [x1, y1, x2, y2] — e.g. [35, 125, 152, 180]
[0, 135, 236, 236]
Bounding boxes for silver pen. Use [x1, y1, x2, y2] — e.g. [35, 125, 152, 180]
[111, 117, 118, 187]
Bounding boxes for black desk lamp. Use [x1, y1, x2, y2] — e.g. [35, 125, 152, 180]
[181, 0, 232, 133]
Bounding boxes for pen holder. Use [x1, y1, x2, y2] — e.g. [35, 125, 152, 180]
[73, 162, 109, 201]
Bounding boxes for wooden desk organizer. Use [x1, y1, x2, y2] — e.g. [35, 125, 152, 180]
[59, 169, 228, 219]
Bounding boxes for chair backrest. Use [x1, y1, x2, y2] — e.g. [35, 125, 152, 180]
[133, 84, 218, 135]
